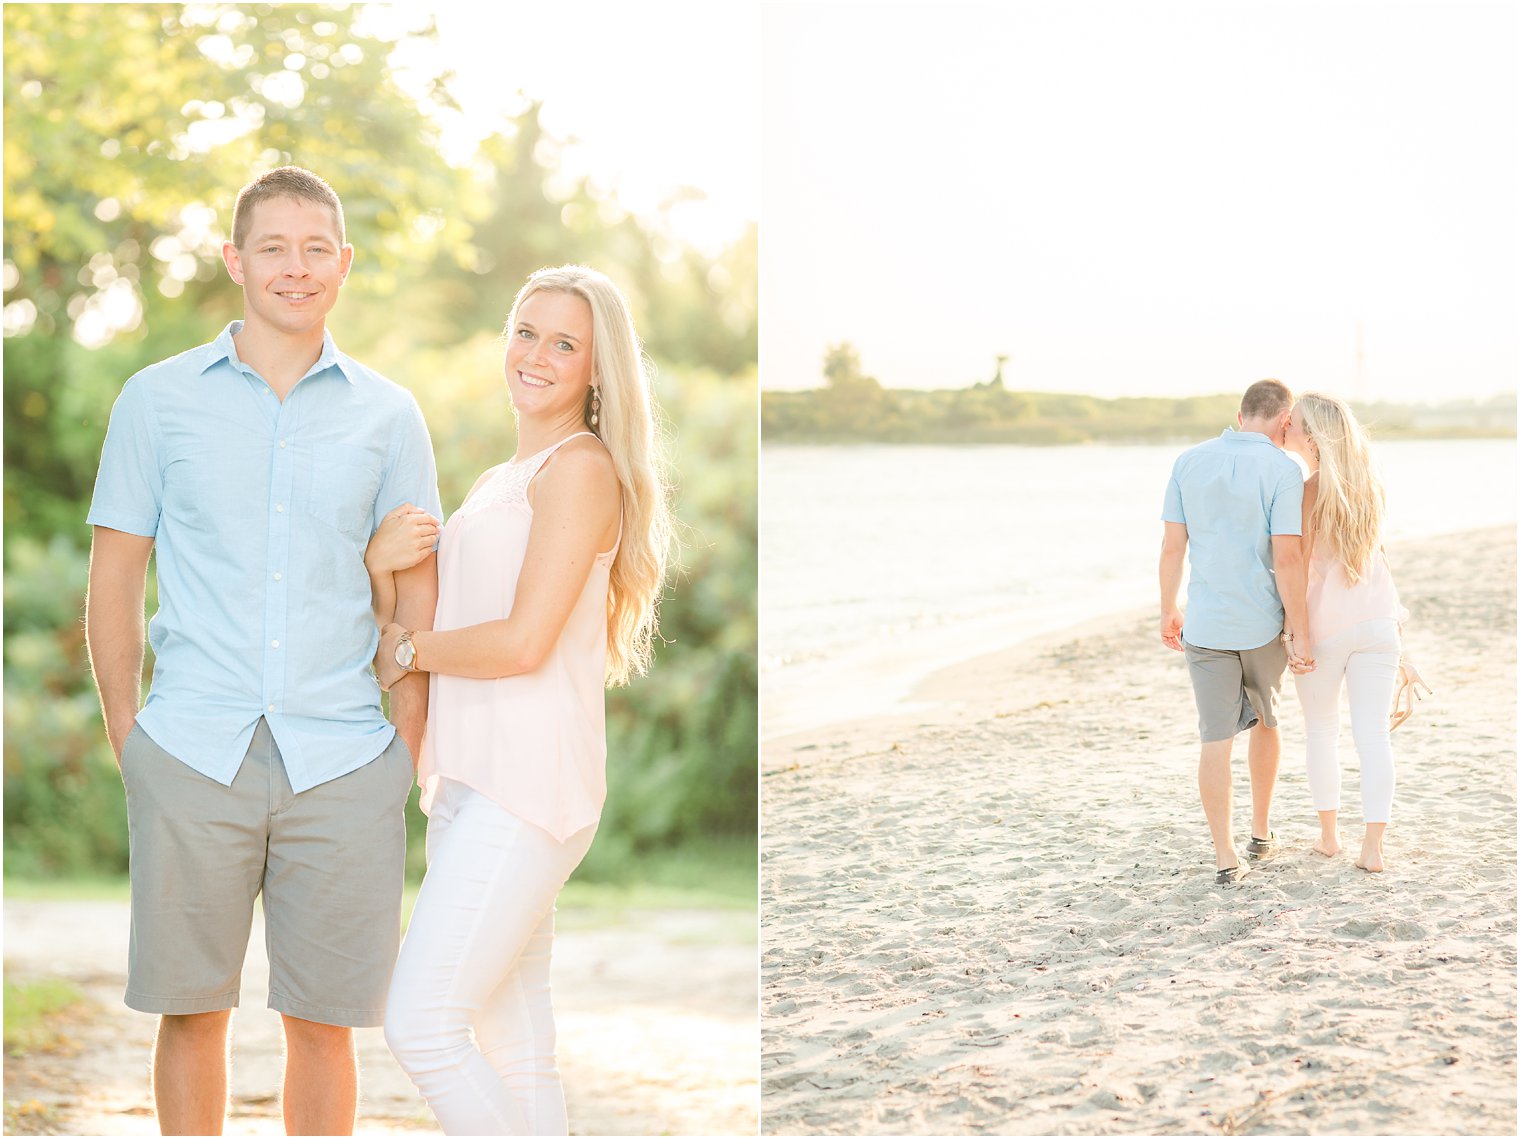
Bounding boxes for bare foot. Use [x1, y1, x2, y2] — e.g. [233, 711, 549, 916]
[1311, 837, 1341, 858]
[1355, 850, 1385, 872]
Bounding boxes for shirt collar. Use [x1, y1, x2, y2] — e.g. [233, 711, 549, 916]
[200, 321, 357, 385]
[1220, 428, 1274, 446]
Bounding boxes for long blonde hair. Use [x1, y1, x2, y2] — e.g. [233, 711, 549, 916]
[1296, 392, 1385, 584]
[507, 266, 672, 685]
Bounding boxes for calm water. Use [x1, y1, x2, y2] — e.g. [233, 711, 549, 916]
[761, 439, 1516, 738]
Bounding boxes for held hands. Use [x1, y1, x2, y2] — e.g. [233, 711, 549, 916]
[366, 505, 440, 574]
[1284, 631, 1316, 674]
[375, 622, 408, 692]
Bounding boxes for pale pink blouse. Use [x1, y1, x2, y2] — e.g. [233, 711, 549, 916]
[418, 432, 616, 841]
[1306, 543, 1408, 647]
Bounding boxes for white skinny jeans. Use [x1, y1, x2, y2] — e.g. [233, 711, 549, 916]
[1292, 617, 1401, 823]
[384, 778, 596, 1135]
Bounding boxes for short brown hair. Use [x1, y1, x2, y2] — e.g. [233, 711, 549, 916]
[1239, 378, 1292, 420]
[231, 167, 345, 249]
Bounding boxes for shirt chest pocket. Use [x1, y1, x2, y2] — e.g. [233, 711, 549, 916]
[306, 443, 383, 541]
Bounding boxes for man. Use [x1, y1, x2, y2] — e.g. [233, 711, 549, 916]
[84, 167, 441, 1135]
[1158, 378, 1312, 885]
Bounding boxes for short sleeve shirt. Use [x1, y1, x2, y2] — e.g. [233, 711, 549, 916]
[1161, 429, 1304, 651]
[87, 322, 442, 791]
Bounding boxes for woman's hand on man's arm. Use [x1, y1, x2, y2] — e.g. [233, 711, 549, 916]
[366, 504, 440, 574]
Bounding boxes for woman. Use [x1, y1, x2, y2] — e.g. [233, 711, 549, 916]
[365, 265, 670, 1133]
[1284, 392, 1411, 873]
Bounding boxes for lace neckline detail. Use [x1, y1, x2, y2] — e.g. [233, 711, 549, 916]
[456, 432, 596, 519]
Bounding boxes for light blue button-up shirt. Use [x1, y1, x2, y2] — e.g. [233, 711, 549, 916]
[87, 322, 442, 792]
[1161, 429, 1304, 651]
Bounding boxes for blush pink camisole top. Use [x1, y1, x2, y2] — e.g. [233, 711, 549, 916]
[417, 432, 617, 841]
[1306, 542, 1408, 648]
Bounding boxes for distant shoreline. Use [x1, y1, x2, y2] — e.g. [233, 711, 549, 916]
[760, 426, 1516, 446]
[761, 387, 1516, 445]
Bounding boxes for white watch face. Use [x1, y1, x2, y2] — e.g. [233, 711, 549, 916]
[395, 639, 415, 669]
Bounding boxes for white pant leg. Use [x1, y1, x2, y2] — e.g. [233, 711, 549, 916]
[475, 908, 566, 1132]
[383, 779, 595, 1136]
[1293, 626, 1357, 812]
[1343, 619, 1401, 823]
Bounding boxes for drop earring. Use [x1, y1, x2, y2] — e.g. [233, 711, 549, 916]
[590, 387, 601, 428]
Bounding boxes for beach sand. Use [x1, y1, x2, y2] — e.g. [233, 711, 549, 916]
[761, 525, 1516, 1135]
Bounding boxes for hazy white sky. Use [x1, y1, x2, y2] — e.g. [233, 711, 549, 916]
[367, 2, 760, 253]
[761, 0, 1518, 401]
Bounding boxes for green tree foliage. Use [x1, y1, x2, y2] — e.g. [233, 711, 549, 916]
[4, 2, 468, 537]
[3, 3, 756, 883]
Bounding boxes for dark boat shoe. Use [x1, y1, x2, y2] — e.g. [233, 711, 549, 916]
[1246, 831, 1277, 859]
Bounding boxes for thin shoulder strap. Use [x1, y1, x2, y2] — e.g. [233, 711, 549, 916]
[522, 431, 610, 518]
[521, 430, 597, 479]
[545, 429, 597, 454]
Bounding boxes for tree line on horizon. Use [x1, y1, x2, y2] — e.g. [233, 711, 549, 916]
[761, 343, 1516, 444]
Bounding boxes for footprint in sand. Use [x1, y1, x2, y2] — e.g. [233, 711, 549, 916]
[1336, 917, 1429, 941]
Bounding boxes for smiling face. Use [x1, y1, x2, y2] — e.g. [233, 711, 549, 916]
[504, 289, 595, 423]
[222, 196, 352, 339]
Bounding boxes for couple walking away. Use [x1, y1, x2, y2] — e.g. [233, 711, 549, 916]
[84, 166, 671, 1135]
[1159, 378, 1424, 884]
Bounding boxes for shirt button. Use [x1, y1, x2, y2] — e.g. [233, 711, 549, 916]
[273, 572, 283, 581]
[275, 503, 284, 513]
[278, 440, 287, 449]
[271, 640, 280, 649]
[267, 703, 276, 712]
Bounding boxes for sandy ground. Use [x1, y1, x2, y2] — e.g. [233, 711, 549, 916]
[3, 900, 757, 1136]
[760, 526, 1517, 1135]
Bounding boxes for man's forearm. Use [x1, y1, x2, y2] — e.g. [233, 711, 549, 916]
[85, 532, 153, 761]
[389, 554, 438, 763]
[368, 566, 398, 627]
[87, 611, 145, 759]
[1159, 551, 1184, 612]
[387, 672, 427, 764]
[1272, 538, 1311, 643]
[1159, 523, 1188, 611]
[1280, 558, 1311, 640]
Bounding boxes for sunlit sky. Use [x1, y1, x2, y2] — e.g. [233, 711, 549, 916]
[761, 0, 1518, 401]
[363, 2, 759, 254]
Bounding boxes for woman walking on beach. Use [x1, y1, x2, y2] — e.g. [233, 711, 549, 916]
[1284, 392, 1413, 873]
[366, 265, 671, 1134]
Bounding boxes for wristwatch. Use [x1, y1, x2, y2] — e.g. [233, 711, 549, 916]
[394, 630, 419, 673]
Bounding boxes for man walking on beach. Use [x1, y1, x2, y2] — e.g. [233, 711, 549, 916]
[85, 167, 441, 1134]
[1158, 379, 1311, 884]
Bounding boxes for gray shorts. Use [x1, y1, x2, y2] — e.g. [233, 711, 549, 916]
[120, 719, 413, 1027]
[1183, 636, 1289, 743]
